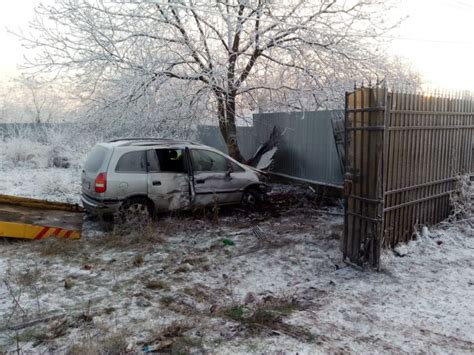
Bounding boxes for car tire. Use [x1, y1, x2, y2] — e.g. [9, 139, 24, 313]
[241, 187, 264, 210]
[118, 197, 154, 225]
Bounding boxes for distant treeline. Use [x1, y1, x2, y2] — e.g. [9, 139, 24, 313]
[0, 122, 71, 138]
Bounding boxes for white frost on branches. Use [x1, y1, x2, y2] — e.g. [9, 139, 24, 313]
[19, 0, 419, 159]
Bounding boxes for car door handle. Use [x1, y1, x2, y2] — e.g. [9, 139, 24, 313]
[196, 179, 205, 184]
[152, 181, 162, 186]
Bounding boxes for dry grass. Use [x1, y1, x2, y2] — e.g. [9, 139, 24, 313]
[181, 256, 209, 266]
[101, 332, 129, 354]
[91, 222, 166, 250]
[67, 331, 128, 355]
[219, 297, 313, 342]
[160, 295, 174, 307]
[182, 285, 213, 303]
[34, 237, 81, 257]
[16, 266, 42, 287]
[132, 254, 144, 267]
[67, 341, 101, 355]
[142, 321, 203, 354]
[144, 279, 170, 291]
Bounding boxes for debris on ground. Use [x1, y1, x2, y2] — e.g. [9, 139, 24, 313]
[0, 181, 472, 353]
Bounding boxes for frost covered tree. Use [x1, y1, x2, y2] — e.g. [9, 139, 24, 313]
[0, 77, 71, 124]
[77, 72, 209, 140]
[22, 0, 403, 161]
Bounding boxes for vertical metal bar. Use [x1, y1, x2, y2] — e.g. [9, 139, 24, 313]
[421, 93, 429, 225]
[441, 93, 450, 219]
[434, 94, 442, 223]
[377, 87, 389, 265]
[401, 91, 410, 242]
[428, 94, 436, 224]
[343, 91, 350, 259]
[352, 88, 362, 263]
[406, 92, 416, 241]
[359, 88, 373, 261]
[393, 92, 402, 246]
[387, 91, 397, 247]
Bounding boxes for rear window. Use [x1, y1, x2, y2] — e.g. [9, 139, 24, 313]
[84, 146, 107, 173]
[115, 151, 147, 173]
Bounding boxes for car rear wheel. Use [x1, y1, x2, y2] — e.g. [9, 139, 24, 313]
[118, 197, 154, 225]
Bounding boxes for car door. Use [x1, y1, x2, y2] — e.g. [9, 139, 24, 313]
[146, 148, 192, 211]
[189, 149, 248, 206]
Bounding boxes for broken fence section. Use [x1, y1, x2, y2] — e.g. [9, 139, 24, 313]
[342, 87, 474, 267]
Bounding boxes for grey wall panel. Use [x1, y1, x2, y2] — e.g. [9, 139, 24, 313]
[198, 110, 344, 187]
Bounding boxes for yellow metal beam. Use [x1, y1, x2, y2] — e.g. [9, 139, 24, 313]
[0, 221, 80, 240]
[0, 194, 83, 212]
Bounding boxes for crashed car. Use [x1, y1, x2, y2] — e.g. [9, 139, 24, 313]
[81, 138, 269, 222]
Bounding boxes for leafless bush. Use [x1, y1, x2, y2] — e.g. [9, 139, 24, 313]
[132, 254, 144, 267]
[34, 237, 81, 257]
[219, 296, 313, 342]
[101, 332, 129, 354]
[3, 264, 45, 322]
[92, 223, 165, 250]
[0, 123, 93, 170]
[67, 330, 128, 355]
[144, 279, 169, 291]
[142, 321, 202, 354]
[449, 175, 472, 221]
[67, 342, 101, 355]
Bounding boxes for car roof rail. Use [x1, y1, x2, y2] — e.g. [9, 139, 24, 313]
[107, 137, 204, 146]
[107, 137, 176, 143]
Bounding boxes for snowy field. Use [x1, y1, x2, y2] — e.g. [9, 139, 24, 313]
[0, 141, 473, 354]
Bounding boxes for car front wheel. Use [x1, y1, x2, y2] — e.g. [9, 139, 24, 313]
[241, 187, 264, 210]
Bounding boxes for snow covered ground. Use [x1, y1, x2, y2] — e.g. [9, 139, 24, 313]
[0, 145, 473, 353]
[0, 137, 84, 204]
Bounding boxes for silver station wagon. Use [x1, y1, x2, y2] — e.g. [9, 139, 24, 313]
[81, 138, 268, 221]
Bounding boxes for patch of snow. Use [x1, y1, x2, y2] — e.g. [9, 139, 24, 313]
[0, 148, 473, 353]
[0, 167, 81, 204]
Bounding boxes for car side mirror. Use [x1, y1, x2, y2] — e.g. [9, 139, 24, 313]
[225, 167, 232, 179]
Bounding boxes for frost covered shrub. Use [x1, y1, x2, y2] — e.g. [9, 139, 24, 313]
[0, 138, 53, 168]
[449, 175, 472, 221]
[0, 123, 93, 169]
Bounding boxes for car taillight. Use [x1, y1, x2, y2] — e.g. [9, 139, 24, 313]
[95, 172, 107, 193]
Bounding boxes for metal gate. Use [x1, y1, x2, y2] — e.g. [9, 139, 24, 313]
[342, 88, 386, 266]
[342, 87, 474, 267]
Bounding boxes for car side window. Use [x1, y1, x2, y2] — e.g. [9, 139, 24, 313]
[155, 149, 187, 173]
[191, 149, 229, 172]
[115, 151, 147, 173]
[229, 160, 245, 172]
[146, 150, 160, 172]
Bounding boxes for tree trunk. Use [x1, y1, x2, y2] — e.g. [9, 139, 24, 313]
[216, 91, 245, 162]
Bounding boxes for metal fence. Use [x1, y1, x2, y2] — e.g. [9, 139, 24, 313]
[342, 87, 474, 267]
[198, 110, 344, 187]
[197, 125, 259, 161]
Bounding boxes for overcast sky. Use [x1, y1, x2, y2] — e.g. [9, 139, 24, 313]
[0, 0, 473, 90]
